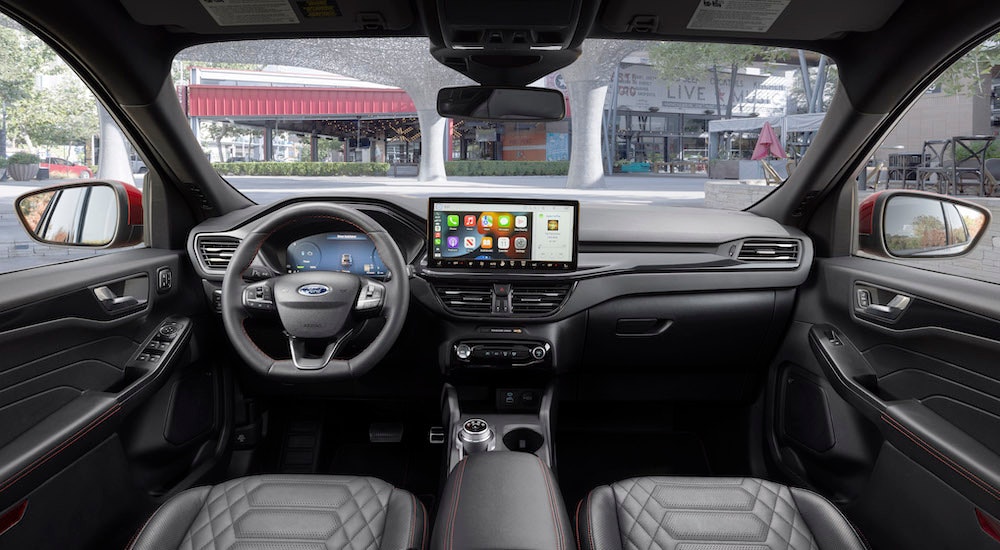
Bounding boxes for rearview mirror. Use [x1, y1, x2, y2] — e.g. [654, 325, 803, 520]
[858, 191, 990, 258]
[16, 180, 143, 248]
[437, 86, 565, 121]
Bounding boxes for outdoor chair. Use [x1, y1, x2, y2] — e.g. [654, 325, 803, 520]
[864, 161, 886, 189]
[916, 139, 952, 194]
[985, 158, 1000, 196]
[760, 160, 783, 185]
[950, 135, 995, 195]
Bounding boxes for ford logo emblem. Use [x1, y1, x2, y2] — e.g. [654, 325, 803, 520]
[297, 284, 331, 297]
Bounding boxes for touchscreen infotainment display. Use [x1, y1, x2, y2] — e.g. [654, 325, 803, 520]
[428, 198, 578, 270]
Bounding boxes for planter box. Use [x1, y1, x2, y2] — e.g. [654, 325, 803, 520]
[708, 159, 739, 179]
[7, 163, 39, 181]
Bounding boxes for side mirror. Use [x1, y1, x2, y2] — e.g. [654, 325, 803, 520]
[437, 86, 566, 121]
[15, 180, 143, 248]
[859, 190, 990, 258]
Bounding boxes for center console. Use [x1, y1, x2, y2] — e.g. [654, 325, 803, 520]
[441, 384, 555, 471]
[430, 451, 574, 550]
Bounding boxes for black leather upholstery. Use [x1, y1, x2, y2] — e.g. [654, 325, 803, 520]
[576, 477, 868, 550]
[129, 474, 427, 550]
[431, 452, 574, 550]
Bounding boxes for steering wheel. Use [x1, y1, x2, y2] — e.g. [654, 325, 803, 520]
[222, 202, 409, 381]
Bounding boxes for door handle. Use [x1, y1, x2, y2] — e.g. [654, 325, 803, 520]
[94, 286, 140, 312]
[856, 287, 911, 321]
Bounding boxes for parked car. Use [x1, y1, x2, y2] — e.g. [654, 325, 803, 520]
[4, 1, 1000, 550]
[38, 157, 92, 179]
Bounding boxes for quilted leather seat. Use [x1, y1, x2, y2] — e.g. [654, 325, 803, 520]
[128, 475, 427, 550]
[576, 477, 867, 550]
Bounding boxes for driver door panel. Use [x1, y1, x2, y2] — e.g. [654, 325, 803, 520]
[0, 249, 225, 548]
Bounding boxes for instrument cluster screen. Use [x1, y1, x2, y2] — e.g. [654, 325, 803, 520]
[286, 232, 388, 278]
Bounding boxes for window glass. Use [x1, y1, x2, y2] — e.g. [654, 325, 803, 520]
[173, 40, 835, 210]
[0, 12, 145, 274]
[857, 33, 1000, 283]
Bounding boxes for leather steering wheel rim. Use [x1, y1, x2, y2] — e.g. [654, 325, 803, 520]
[221, 202, 409, 381]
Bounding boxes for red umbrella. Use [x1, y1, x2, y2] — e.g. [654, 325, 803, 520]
[751, 122, 787, 160]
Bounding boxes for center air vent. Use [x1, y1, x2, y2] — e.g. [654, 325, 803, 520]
[433, 284, 494, 314]
[511, 284, 570, 315]
[737, 240, 800, 264]
[433, 282, 571, 316]
[196, 235, 240, 272]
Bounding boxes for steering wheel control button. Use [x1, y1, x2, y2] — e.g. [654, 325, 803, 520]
[243, 283, 277, 312]
[355, 281, 385, 312]
[458, 418, 494, 454]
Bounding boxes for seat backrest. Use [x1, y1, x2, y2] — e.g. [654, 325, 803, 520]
[985, 157, 1000, 179]
[922, 139, 951, 167]
[951, 136, 994, 170]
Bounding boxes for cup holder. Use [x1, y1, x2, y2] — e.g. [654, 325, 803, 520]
[502, 428, 544, 454]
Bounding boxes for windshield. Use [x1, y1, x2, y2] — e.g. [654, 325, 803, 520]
[172, 39, 837, 209]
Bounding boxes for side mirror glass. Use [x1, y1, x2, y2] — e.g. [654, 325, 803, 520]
[437, 86, 566, 121]
[15, 180, 143, 248]
[859, 191, 990, 258]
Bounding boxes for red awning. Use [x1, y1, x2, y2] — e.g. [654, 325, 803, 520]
[185, 85, 417, 118]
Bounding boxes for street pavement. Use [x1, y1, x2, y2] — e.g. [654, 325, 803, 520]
[0, 173, 708, 272]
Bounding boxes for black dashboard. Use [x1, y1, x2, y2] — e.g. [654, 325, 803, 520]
[187, 192, 812, 398]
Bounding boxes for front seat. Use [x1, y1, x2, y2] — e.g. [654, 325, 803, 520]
[576, 477, 867, 550]
[128, 475, 427, 550]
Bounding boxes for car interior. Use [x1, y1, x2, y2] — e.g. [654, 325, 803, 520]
[3, 0, 1000, 549]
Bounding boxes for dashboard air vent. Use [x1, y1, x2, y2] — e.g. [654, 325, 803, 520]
[737, 240, 800, 263]
[511, 284, 570, 315]
[197, 235, 240, 271]
[434, 284, 493, 314]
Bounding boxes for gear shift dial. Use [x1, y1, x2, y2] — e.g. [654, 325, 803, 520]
[458, 418, 494, 454]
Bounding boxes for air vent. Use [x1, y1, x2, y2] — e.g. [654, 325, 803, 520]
[737, 240, 800, 263]
[511, 284, 570, 315]
[434, 284, 493, 314]
[197, 235, 240, 272]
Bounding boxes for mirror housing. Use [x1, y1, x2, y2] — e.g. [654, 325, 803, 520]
[437, 86, 566, 121]
[858, 190, 990, 258]
[15, 180, 143, 249]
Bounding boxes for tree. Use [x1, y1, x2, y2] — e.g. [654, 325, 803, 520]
[302, 138, 343, 161]
[936, 33, 1000, 97]
[649, 43, 774, 118]
[204, 122, 249, 161]
[0, 25, 54, 157]
[8, 79, 98, 149]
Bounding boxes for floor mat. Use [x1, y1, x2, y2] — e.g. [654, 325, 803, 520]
[555, 431, 712, 507]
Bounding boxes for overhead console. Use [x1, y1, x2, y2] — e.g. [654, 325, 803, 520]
[422, 0, 599, 85]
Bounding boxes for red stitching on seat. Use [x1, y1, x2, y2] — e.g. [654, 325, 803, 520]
[882, 414, 1000, 501]
[407, 491, 416, 549]
[586, 490, 596, 550]
[0, 404, 120, 495]
[574, 498, 583, 550]
[419, 498, 428, 550]
[125, 510, 156, 550]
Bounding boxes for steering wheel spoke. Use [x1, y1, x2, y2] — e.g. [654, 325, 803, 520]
[241, 280, 277, 314]
[287, 329, 355, 370]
